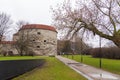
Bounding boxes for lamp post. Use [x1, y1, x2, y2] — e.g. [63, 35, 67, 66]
[71, 42, 74, 59]
[80, 38, 83, 63]
[99, 36, 102, 69]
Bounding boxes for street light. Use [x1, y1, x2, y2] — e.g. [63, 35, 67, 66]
[71, 42, 75, 59]
[99, 36, 102, 69]
[80, 38, 83, 63]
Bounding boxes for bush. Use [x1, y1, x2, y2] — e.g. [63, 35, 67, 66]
[91, 47, 120, 59]
[91, 48, 101, 58]
[82, 48, 92, 55]
[1, 51, 7, 56]
[8, 51, 14, 56]
[27, 51, 35, 56]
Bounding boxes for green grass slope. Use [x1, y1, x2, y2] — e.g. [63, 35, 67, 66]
[12, 57, 86, 80]
[64, 55, 120, 75]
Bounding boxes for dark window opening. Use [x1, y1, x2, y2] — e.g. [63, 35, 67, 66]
[44, 40, 46, 42]
[37, 46, 40, 48]
[37, 32, 41, 35]
[33, 40, 35, 41]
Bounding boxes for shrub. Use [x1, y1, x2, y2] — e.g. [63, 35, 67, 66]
[8, 51, 14, 56]
[82, 48, 92, 55]
[1, 50, 7, 56]
[91, 47, 120, 59]
[27, 51, 35, 56]
[91, 48, 101, 58]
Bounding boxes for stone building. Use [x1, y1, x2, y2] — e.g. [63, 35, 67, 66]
[0, 24, 57, 56]
[0, 41, 18, 56]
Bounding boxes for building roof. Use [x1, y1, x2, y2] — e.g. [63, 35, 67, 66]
[19, 24, 57, 32]
[0, 41, 16, 44]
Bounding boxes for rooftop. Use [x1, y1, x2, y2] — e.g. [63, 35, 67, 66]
[19, 24, 57, 32]
[0, 41, 16, 44]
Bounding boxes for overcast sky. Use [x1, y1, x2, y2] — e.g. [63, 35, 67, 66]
[0, 0, 64, 25]
[0, 0, 113, 47]
[0, 0, 64, 40]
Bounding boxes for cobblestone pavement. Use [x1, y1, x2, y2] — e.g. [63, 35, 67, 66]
[56, 56, 120, 80]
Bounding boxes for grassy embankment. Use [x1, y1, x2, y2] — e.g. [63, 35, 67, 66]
[0, 56, 42, 61]
[63, 55, 120, 75]
[0, 56, 86, 80]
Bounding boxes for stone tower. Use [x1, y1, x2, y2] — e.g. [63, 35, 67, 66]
[13, 24, 57, 55]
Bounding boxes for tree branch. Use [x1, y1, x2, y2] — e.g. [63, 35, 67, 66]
[83, 21, 113, 40]
[92, 0, 109, 16]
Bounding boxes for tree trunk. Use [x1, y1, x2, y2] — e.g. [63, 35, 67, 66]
[20, 49, 23, 56]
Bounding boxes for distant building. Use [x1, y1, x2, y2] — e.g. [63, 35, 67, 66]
[0, 24, 57, 56]
[0, 41, 18, 56]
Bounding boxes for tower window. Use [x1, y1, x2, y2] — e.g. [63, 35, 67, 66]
[37, 46, 40, 48]
[44, 40, 46, 42]
[37, 32, 41, 35]
[33, 40, 35, 41]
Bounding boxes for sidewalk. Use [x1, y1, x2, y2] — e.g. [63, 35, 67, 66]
[56, 56, 120, 80]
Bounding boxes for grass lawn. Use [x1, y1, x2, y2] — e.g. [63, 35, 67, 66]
[63, 55, 120, 75]
[11, 56, 86, 80]
[0, 56, 42, 61]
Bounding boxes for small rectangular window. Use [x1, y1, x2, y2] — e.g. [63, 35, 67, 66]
[37, 32, 41, 35]
[44, 40, 46, 42]
[37, 46, 40, 48]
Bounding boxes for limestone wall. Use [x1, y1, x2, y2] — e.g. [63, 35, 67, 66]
[18, 28, 57, 55]
[0, 44, 18, 56]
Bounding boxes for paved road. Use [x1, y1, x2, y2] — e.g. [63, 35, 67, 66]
[56, 56, 120, 80]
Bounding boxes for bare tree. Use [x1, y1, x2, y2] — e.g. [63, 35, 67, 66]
[63, 40, 72, 54]
[57, 40, 71, 54]
[15, 20, 29, 31]
[51, 0, 120, 48]
[104, 41, 117, 47]
[14, 30, 37, 56]
[0, 12, 12, 41]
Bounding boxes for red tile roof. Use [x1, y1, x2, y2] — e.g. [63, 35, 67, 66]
[0, 41, 16, 44]
[19, 24, 57, 32]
